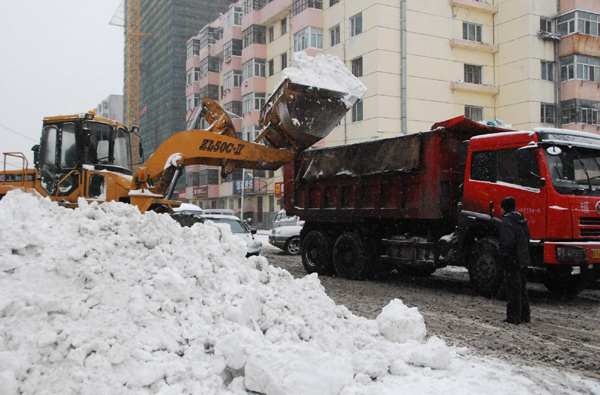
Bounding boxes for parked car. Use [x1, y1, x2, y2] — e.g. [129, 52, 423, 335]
[272, 209, 304, 228]
[269, 225, 303, 255]
[171, 212, 263, 257]
[173, 203, 204, 215]
[203, 209, 235, 216]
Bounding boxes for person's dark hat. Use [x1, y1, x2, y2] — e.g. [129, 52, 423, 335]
[501, 196, 516, 211]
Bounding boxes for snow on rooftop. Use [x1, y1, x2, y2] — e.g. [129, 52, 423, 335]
[0, 190, 598, 394]
[282, 51, 367, 108]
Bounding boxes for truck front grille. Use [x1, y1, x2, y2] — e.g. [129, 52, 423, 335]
[579, 217, 600, 237]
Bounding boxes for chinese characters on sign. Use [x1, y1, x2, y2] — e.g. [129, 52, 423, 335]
[233, 179, 254, 195]
[275, 182, 284, 198]
[193, 186, 208, 198]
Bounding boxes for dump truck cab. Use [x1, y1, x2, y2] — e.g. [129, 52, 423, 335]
[461, 128, 600, 294]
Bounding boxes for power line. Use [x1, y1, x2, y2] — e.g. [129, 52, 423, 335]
[0, 122, 38, 143]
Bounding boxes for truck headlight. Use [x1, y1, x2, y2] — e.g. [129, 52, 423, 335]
[555, 245, 587, 263]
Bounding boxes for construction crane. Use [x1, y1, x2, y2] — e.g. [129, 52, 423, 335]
[110, 0, 143, 166]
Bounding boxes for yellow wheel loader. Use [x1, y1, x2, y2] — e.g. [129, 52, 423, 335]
[1, 80, 351, 213]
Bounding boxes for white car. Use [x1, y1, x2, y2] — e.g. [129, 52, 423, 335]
[272, 209, 304, 228]
[203, 214, 263, 257]
[269, 225, 303, 255]
[172, 212, 263, 257]
[173, 202, 204, 215]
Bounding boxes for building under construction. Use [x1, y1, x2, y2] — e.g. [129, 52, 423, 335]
[124, 0, 237, 157]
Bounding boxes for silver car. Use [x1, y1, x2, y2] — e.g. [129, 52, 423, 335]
[269, 224, 303, 255]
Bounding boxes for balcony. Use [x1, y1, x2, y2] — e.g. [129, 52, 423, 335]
[451, 81, 499, 95]
[450, 38, 498, 53]
[449, 0, 498, 14]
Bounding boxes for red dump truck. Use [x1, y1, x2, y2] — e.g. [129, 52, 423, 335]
[284, 116, 600, 296]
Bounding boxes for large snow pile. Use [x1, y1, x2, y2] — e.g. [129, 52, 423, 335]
[1, 191, 598, 395]
[282, 52, 367, 108]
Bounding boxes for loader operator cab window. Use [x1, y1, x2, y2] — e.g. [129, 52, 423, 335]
[83, 122, 132, 174]
[38, 123, 79, 196]
[39, 125, 58, 194]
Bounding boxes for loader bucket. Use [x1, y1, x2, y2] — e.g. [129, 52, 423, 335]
[257, 79, 350, 152]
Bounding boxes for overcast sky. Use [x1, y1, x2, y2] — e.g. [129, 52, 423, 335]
[0, 0, 124, 168]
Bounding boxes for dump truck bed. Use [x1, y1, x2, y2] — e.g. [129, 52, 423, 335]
[284, 117, 504, 223]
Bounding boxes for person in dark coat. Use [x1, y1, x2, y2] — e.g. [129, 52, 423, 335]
[499, 196, 531, 324]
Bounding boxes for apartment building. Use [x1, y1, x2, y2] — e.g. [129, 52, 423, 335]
[184, 0, 600, 227]
[94, 95, 124, 124]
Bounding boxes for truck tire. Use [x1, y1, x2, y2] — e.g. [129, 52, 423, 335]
[333, 232, 371, 280]
[301, 230, 334, 275]
[284, 236, 301, 255]
[468, 237, 503, 298]
[542, 268, 587, 295]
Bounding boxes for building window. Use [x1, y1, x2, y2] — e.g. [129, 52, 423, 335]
[243, 25, 267, 48]
[293, 27, 323, 51]
[541, 103, 555, 124]
[352, 100, 363, 122]
[223, 101, 243, 117]
[561, 98, 600, 125]
[199, 27, 219, 49]
[465, 105, 483, 122]
[540, 18, 553, 33]
[242, 58, 266, 80]
[269, 26, 274, 42]
[330, 25, 340, 46]
[293, 0, 323, 16]
[242, 93, 266, 114]
[464, 64, 482, 84]
[199, 56, 220, 77]
[199, 85, 219, 101]
[330, 0, 339, 5]
[561, 55, 600, 82]
[223, 70, 242, 91]
[281, 52, 288, 69]
[462, 22, 482, 42]
[186, 67, 200, 85]
[281, 18, 287, 35]
[582, 107, 599, 125]
[187, 39, 200, 59]
[541, 61, 554, 81]
[558, 10, 600, 37]
[352, 57, 363, 77]
[350, 13, 362, 37]
[242, 0, 266, 15]
[186, 93, 201, 111]
[223, 39, 242, 60]
[223, 6, 242, 30]
[269, 59, 274, 76]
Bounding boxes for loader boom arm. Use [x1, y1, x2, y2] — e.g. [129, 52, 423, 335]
[132, 79, 351, 199]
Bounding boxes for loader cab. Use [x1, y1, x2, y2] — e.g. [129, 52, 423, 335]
[36, 112, 133, 198]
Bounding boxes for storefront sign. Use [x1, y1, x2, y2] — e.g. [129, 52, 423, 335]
[233, 178, 254, 195]
[193, 186, 208, 198]
[275, 182, 284, 198]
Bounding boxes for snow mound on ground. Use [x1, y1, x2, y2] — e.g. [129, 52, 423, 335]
[1, 190, 599, 395]
[0, 191, 436, 394]
[283, 52, 367, 108]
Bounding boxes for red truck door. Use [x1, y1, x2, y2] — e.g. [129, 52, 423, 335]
[490, 147, 546, 236]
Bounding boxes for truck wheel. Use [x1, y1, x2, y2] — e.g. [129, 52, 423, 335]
[468, 238, 503, 298]
[333, 232, 371, 280]
[301, 230, 334, 275]
[542, 269, 587, 296]
[284, 236, 301, 255]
